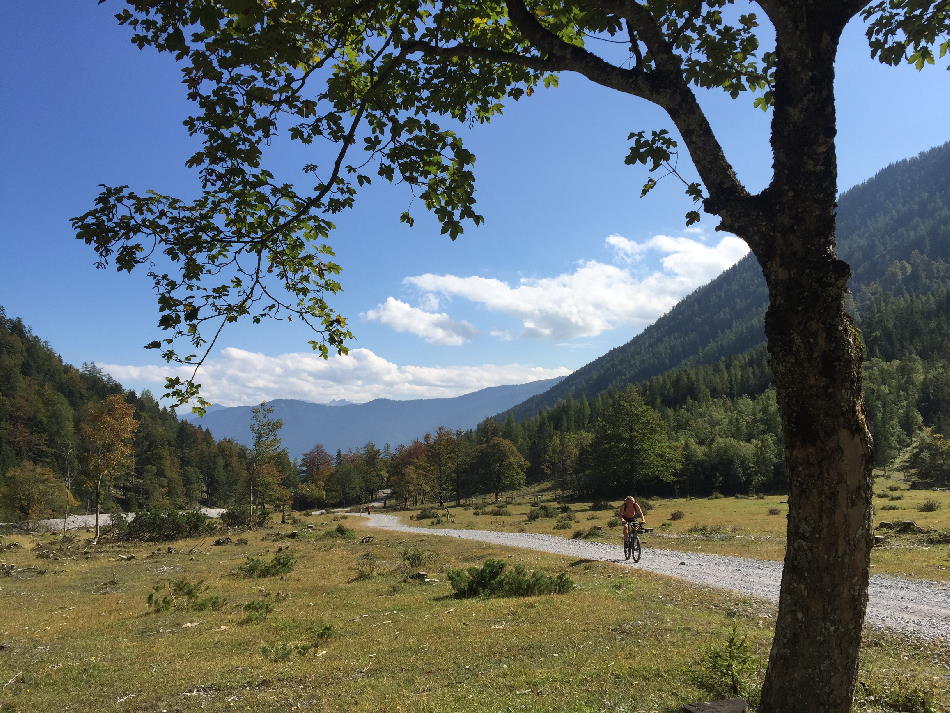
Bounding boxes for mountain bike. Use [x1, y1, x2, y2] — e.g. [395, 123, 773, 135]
[623, 520, 643, 562]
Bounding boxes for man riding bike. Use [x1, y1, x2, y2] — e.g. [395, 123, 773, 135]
[617, 495, 646, 541]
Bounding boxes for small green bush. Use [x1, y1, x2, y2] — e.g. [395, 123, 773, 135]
[590, 500, 612, 511]
[571, 526, 605, 540]
[887, 485, 902, 492]
[241, 599, 274, 623]
[670, 510, 685, 521]
[488, 505, 511, 516]
[400, 544, 433, 570]
[260, 624, 332, 660]
[558, 503, 572, 513]
[918, 499, 941, 512]
[880, 504, 900, 511]
[768, 507, 781, 515]
[888, 494, 904, 501]
[875, 491, 890, 499]
[354, 552, 378, 580]
[238, 552, 296, 578]
[696, 625, 763, 703]
[527, 504, 559, 520]
[146, 578, 227, 613]
[446, 559, 573, 598]
[415, 507, 439, 520]
[121, 507, 217, 542]
[220, 508, 269, 528]
[606, 516, 621, 528]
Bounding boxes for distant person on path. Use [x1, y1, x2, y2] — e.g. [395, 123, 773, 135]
[365, 505, 372, 515]
[617, 495, 645, 540]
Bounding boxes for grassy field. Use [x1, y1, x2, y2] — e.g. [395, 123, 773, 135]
[390, 472, 950, 581]
[0, 515, 946, 713]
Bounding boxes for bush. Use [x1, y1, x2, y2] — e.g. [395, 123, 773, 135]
[918, 499, 941, 512]
[415, 507, 439, 520]
[241, 599, 274, 623]
[590, 500, 612, 511]
[220, 508, 269, 528]
[571, 526, 605, 540]
[527, 504, 559, 520]
[639, 499, 654, 512]
[400, 544, 434, 571]
[767, 507, 781, 516]
[887, 484, 902, 492]
[238, 552, 296, 578]
[488, 505, 511, 516]
[146, 578, 226, 613]
[709, 491, 724, 499]
[446, 559, 573, 598]
[880, 504, 900, 511]
[121, 507, 217, 542]
[558, 504, 572, 513]
[326, 523, 355, 539]
[670, 510, 685, 521]
[259, 623, 332, 660]
[888, 494, 904, 501]
[606, 516, 621, 528]
[697, 625, 762, 703]
[354, 552, 378, 580]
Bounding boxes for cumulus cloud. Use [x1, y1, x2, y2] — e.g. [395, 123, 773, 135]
[406, 232, 749, 340]
[363, 297, 476, 346]
[99, 347, 571, 407]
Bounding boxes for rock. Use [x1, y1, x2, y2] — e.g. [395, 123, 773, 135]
[681, 699, 748, 713]
[879, 520, 927, 534]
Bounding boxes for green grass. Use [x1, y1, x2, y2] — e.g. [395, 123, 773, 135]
[0, 516, 946, 712]
[393, 472, 950, 581]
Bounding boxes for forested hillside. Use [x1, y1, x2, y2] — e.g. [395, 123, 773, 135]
[506, 142, 950, 421]
[0, 309, 251, 520]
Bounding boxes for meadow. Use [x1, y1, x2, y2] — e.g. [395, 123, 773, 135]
[391, 471, 950, 582]
[0, 511, 946, 713]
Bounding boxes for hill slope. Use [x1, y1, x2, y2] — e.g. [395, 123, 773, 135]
[188, 378, 563, 458]
[506, 142, 950, 420]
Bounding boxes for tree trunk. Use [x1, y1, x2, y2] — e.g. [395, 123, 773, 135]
[755, 236, 873, 713]
[94, 477, 101, 540]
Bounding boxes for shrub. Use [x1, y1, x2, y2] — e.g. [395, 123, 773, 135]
[238, 552, 296, 578]
[489, 505, 511, 516]
[875, 491, 890, 499]
[768, 507, 781, 516]
[527, 504, 559, 520]
[888, 494, 904, 501]
[918, 499, 941, 512]
[260, 624, 332, 660]
[696, 625, 762, 703]
[887, 485, 902, 492]
[590, 500, 612, 511]
[121, 507, 217, 542]
[670, 510, 685, 521]
[880, 504, 900, 511]
[606, 516, 621, 528]
[415, 507, 439, 520]
[146, 578, 226, 613]
[241, 599, 274, 623]
[220, 508, 269, 528]
[638, 499, 654, 512]
[571, 526, 605, 540]
[400, 545, 434, 570]
[709, 491, 724, 499]
[324, 523, 355, 539]
[558, 503, 572, 513]
[446, 559, 573, 598]
[354, 552, 379, 580]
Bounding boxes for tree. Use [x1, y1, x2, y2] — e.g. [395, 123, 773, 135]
[247, 403, 289, 520]
[1, 461, 67, 521]
[586, 386, 680, 495]
[474, 437, 528, 500]
[77, 3, 950, 710]
[80, 394, 138, 539]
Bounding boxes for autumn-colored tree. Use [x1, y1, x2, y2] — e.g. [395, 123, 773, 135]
[81, 394, 139, 539]
[0, 461, 68, 521]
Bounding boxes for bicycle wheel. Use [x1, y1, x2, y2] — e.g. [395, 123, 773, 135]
[631, 535, 642, 563]
[623, 531, 632, 560]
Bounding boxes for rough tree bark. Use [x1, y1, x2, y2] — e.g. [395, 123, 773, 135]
[714, 6, 875, 711]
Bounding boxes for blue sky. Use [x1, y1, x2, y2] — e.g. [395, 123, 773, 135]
[2, 3, 948, 407]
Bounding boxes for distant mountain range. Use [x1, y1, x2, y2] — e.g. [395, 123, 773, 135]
[187, 378, 564, 458]
[502, 141, 950, 420]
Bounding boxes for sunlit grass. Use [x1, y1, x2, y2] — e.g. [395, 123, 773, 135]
[0, 516, 946, 712]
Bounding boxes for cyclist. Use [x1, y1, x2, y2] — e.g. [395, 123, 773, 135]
[617, 495, 646, 542]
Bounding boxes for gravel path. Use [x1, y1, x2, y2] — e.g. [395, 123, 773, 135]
[358, 513, 950, 642]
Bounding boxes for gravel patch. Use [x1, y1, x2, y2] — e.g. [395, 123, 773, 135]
[359, 513, 950, 642]
[25, 508, 228, 533]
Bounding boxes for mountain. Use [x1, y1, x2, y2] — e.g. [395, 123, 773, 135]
[187, 378, 564, 458]
[504, 141, 950, 421]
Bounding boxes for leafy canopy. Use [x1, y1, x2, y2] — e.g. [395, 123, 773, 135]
[76, 1, 950, 406]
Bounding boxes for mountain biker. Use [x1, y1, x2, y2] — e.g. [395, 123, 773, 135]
[617, 495, 645, 541]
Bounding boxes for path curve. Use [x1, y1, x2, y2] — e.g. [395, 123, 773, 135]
[357, 513, 950, 642]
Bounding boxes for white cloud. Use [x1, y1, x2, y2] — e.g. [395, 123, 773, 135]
[405, 233, 749, 341]
[363, 297, 476, 346]
[99, 347, 571, 407]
